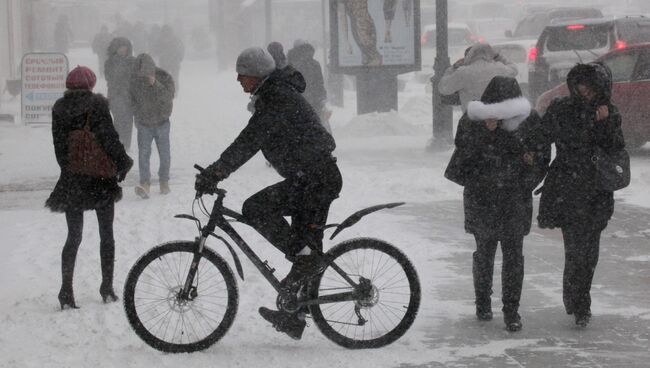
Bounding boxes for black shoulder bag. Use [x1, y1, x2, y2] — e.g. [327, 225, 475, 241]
[591, 146, 630, 191]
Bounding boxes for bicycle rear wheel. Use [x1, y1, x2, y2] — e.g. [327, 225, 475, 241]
[309, 238, 421, 349]
[123, 241, 238, 353]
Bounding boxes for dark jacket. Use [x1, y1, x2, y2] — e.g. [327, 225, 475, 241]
[209, 66, 336, 180]
[104, 37, 135, 100]
[46, 90, 132, 212]
[533, 63, 625, 230]
[129, 66, 175, 127]
[457, 110, 548, 237]
[287, 43, 327, 113]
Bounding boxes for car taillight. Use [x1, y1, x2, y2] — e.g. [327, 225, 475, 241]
[528, 47, 538, 63]
[616, 40, 627, 49]
[567, 24, 585, 30]
[421, 34, 427, 46]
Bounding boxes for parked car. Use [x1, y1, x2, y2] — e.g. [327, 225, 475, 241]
[529, 16, 650, 102]
[536, 43, 650, 148]
[492, 39, 538, 98]
[505, 7, 603, 39]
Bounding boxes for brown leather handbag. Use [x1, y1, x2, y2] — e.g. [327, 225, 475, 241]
[66, 112, 117, 178]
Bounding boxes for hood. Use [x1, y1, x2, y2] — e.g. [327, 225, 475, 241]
[467, 76, 531, 131]
[261, 65, 306, 94]
[134, 53, 156, 76]
[288, 42, 316, 62]
[107, 37, 133, 57]
[464, 43, 497, 65]
[566, 62, 612, 105]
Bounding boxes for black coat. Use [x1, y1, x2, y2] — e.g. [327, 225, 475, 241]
[104, 37, 135, 100]
[46, 90, 132, 212]
[534, 101, 624, 230]
[456, 112, 549, 238]
[209, 66, 336, 180]
[287, 43, 327, 112]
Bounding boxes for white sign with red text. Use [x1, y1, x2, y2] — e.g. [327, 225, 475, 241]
[21, 53, 69, 124]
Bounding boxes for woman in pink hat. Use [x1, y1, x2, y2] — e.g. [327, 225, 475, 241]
[46, 66, 133, 309]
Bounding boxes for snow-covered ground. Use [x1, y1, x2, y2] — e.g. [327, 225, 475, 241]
[1, 48, 649, 368]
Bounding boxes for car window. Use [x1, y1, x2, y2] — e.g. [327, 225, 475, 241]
[633, 51, 650, 80]
[514, 14, 549, 38]
[601, 52, 638, 82]
[493, 45, 527, 63]
[617, 22, 650, 44]
[545, 25, 610, 51]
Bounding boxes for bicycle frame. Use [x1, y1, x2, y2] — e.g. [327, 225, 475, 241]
[178, 190, 370, 310]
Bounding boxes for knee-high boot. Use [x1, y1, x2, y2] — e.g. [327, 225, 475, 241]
[99, 245, 118, 303]
[473, 251, 494, 320]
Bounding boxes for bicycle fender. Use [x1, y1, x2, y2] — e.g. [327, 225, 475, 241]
[209, 232, 245, 281]
[329, 202, 405, 240]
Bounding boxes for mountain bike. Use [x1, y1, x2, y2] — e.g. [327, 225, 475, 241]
[123, 165, 421, 353]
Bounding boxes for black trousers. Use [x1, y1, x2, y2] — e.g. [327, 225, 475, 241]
[473, 235, 524, 313]
[61, 203, 116, 291]
[242, 163, 342, 257]
[561, 225, 602, 316]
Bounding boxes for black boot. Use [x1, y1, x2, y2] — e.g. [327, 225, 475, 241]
[259, 307, 307, 340]
[59, 249, 79, 310]
[575, 310, 592, 327]
[504, 310, 522, 332]
[473, 252, 494, 321]
[100, 254, 118, 303]
[281, 253, 328, 290]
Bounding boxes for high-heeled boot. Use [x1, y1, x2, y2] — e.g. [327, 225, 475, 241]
[59, 263, 79, 310]
[100, 255, 118, 303]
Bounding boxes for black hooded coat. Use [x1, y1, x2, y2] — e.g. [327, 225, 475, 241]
[287, 43, 327, 113]
[208, 65, 335, 180]
[104, 37, 135, 100]
[456, 77, 550, 237]
[45, 91, 133, 212]
[533, 63, 625, 230]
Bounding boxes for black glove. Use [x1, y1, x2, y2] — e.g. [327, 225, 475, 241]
[117, 157, 134, 182]
[194, 172, 219, 194]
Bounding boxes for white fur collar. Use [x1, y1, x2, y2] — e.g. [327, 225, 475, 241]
[467, 97, 531, 131]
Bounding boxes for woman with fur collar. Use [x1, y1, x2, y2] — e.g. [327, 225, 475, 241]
[529, 62, 625, 327]
[453, 76, 550, 332]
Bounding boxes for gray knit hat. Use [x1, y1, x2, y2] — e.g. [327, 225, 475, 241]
[236, 47, 276, 77]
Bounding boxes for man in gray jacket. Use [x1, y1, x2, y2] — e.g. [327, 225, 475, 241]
[130, 53, 175, 198]
[439, 43, 518, 112]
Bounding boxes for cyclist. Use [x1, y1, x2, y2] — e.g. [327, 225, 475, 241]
[195, 47, 342, 340]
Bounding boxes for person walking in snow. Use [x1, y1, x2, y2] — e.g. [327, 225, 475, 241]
[451, 76, 550, 331]
[287, 39, 331, 133]
[155, 25, 185, 91]
[195, 47, 342, 340]
[91, 26, 111, 77]
[105, 37, 136, 150]
[529, 62, 626, 327]
[439, 43, 518, 112]
[130, 53, 175, 198]
[46, 66, 133, 309]
[267, 41, 288, 70]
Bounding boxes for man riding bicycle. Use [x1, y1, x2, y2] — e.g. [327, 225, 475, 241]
[195, 47, 342, 340]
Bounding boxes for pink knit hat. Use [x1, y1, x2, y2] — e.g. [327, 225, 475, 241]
[66, 66, 97, 90]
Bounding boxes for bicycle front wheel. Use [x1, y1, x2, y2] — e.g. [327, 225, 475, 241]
[309, 238, 421, 349]
[123, 241, 239, 353]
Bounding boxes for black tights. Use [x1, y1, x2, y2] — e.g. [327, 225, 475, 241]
[561, 225, 602, 316]
[60, 203, 115, 293]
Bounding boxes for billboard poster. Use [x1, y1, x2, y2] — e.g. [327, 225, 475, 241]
[21, 53, 69, 124]
[330, 0, 420, 73]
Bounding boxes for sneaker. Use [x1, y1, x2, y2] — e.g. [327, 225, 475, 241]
[259, 307, 306, 340]
[504, 312, 522, 332]
[135, 183, 150, 199]
[160, 182, 170, 195]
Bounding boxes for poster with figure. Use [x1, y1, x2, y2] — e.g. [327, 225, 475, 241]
[331, 0, 420, 72]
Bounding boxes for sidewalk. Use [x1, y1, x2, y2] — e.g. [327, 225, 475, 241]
[394, 199, 650, 368]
